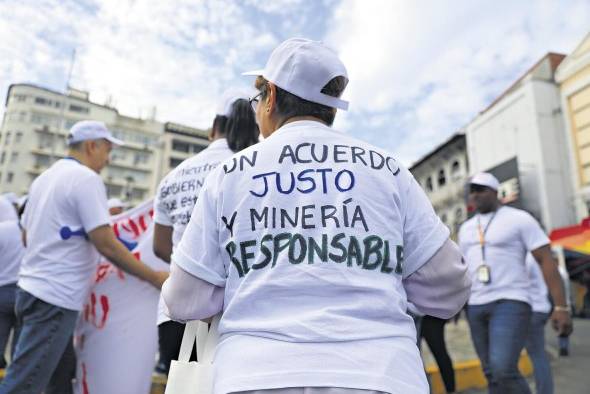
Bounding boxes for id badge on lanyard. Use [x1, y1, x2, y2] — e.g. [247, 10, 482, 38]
[476, 211, 497, 285]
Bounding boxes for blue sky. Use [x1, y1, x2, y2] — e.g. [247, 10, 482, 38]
[1, 0, 588, 165]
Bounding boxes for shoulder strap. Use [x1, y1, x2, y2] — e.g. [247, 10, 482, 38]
[178, 320, 199, 362]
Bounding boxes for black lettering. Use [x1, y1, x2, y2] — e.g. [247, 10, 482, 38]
[224, 157, 237, 174]
[278, 145, 296, 164]
[386, 157, 401, 176]
[347, 236, 363, 267]
[250, 172, 275, 197]
[253, 234, 273, 270]
[301, 204, 315, 229]
[335, 170, 355, 192]
[280, 207, 298, 228]
[295, 143, 312, 163]
[395, 245, 403, 274]
[369, 150, 385, 170]
[334, 144, 349, 163]
[250, 207, 268, 231]
[311, 144, 328, 162]
[276, 172, 296, 194]
[296, 169, 316, 193]
[351, 146, 367, 165]
[225, 241, 244, 277]
[316, 168, 332, 193]
[351, 205, 369, 232]
[272, 233, 292, 267]
[240, 151, 258, 170]
[381, 240, 393, 274]
[240, 240, 256, 275]
[321, 205, 340, 228]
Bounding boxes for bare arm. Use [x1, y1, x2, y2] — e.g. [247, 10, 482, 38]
[404, 239, 471, 319]
[531, 244, 573, 336]
[88, 224, 168, 289]
[153, 223, 173, 263]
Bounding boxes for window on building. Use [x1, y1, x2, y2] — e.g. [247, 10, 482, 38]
[425, 176, 433, 192]
[18, 111, 27, 122]
[172, 140, 190, 153]
[6, 172, 13, 183]
[133, 152, 150, 165]
[106, 184, 123, 197]
[34, 154, 50, 168]
[0, 152, 5, 164]
[15, 132, 23, 143]
[31, 113, 58, 127]
[35, 97, 52, 106]
[38, 134, 53, 149]
[11, 152, 18, 163]
[12, 94, 27, 102]
[169, 157, 183, 168]
[441, 213, 448, 224]
[438, 169, 446, 187]
[131, 188, 145, 201]
[69, 104, 89, 114]
[4, 132, 11, 145]
[451, 160, 461, 174]
[191, 144, 205, 154]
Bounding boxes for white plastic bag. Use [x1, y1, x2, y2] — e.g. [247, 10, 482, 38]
[165, 316, 220, 394]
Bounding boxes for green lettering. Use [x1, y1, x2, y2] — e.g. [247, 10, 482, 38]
[272, 233, 292, 267]
[329, 233, 347, 263]
[380, 240, 393, 274]
[239, 240, 256, 275]
[362, 235, 383, 270]
[252, 234, 273, 270]
[347, 236, 363, 267]
[225, 241, 244, 277]
[308, 234, 328, 263]
[288, 234, 307, 264]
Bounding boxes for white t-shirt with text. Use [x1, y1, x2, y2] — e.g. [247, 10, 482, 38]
[18, 158, 110, 311]
[154, 138, 234, 324]
[173, 120, 449, 394]
[458, 206, 549, 306]
[0, 220, 26, 287]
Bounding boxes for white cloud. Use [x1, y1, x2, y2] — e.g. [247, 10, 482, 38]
[324, 0, 590, 165]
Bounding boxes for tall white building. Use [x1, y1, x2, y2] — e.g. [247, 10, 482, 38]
[410, 133, 469, 240]
[465, 53, 576, 231]
[0, 83, 208, 205]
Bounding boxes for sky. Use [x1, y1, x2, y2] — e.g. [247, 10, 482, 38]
[0, 0, 588, 166]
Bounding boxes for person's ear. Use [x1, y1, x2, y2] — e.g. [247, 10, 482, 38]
[266, 83, 277, 114]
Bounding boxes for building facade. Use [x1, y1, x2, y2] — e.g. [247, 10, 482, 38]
[0, 83, 208, 205]
[465, 53, 576, 231]
[556, 33, 590, 222]
[409, 133, 469, 240]
[158, 122, 210, 182]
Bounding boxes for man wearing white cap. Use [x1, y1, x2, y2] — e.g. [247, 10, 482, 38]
[153, 89, 259, 376]
[458, 172, 571, 394]
[0, 121, 169, 394]
[107, 197, 127, 216]
[162, 38, 470, 394]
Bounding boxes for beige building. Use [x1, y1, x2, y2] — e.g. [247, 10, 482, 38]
[158, 122, 210, 182]
[409, 133, 468, 239]
[556, 32, 590, 221]
[0, 83, 208, 205]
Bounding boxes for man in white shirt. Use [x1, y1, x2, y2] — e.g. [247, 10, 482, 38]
[162, 38, 471, 394]
[0, 194, 18, 222]
[459, 172, 572, 394]
[0, 121, 168, 394]
[152, 90, 258, 375]
[0, 199, 26, 369]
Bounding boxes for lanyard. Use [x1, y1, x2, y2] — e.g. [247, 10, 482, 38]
[476, 209, 499, 261]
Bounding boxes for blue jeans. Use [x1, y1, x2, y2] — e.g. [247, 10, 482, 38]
[525, 312, 553, 394]
[467, 300, 532, 394]
[0, 288, 78, 394]
[0, 283, 17, 368]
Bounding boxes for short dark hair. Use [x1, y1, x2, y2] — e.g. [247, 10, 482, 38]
[212, 98, 259, 152]
[255, 75, 347, 126]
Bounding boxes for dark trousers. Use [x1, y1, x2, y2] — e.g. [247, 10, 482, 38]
[0, 288, 78, 394]
[0, 283, 17, 368]
[156, 320, 197, 374]
[419, 316, 455, 393]
[467, 300, 532, 394]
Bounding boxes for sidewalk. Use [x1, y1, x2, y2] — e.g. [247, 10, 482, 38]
[422, 317, 590, 393]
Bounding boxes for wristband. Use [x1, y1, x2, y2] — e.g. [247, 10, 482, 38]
[554, 305, 571, 313]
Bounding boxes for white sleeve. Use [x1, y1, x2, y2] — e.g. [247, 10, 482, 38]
[162, 261, 224, 322]
[404, 239, 471, 318]
[74, 175, 110, 232]
[399, 167, 450, 277]
[519, 212, 550, 252]
[171, 170, 226, 287]
[153, 177, 173, 226]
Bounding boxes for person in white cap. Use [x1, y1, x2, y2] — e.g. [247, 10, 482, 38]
[0, 197, 26, 370]
[107, 197, 127, 216]
[162, 38, 470, 394]
[152, 89, 259, 376]
[458, 172, 571, 394]
[0, 121, 169, 394]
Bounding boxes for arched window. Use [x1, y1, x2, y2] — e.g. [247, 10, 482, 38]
[438, 169, 446, 187]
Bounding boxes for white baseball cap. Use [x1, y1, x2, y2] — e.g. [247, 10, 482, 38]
[243, 38, 349, 110]
[216, 89, 253, 117]
[470, 172, 500, 191]
[107, 198, 127, 209]
[67, 121, 124, 146]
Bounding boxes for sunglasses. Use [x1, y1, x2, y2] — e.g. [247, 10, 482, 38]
[249, 92, 262, 111]
[469, 184, 490, 193]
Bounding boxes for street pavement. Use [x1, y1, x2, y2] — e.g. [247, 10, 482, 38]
[421, 317, 590, 393]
